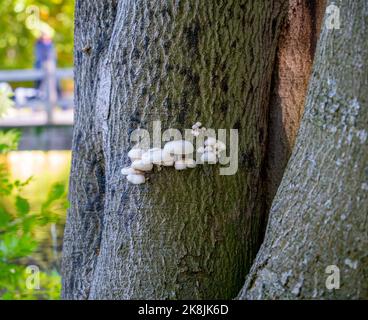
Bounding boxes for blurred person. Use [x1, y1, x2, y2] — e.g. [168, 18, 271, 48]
[34, 32, 61, 101]
[35, 32, 55, 70]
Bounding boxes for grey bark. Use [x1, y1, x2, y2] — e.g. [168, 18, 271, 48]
[62, 0, 287, 299]
[238, 0, 368, 299]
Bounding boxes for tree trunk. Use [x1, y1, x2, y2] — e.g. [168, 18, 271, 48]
[62, 0, 287, 299]
[265, 0, 326, 209]
[238, 0, 368, 299]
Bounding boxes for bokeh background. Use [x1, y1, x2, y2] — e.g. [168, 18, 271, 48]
[0, 0, 73, 69]
[0, 0, 74, 299]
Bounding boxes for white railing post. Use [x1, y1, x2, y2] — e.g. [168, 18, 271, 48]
[43, 60, 57, 124]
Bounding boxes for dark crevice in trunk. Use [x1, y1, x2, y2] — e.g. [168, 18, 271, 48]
[251, 2, 328, 280]
[261, 0, 327, 230]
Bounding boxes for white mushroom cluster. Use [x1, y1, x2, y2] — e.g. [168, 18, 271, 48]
[121, 140, 196, 184]
[122, 122, 226, 184]
[191, 122, 227, 162]
[198, 137, 226, 164]
[191, 121, 206, 137]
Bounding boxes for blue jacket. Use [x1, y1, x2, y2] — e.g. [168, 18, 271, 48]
[35, 39, 56, 68]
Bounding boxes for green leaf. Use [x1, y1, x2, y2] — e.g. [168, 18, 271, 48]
[0, 233, 37, 261]
[0, 206, 11, 229]
[15, 196, 30, 216]
[48, 183, 66, 202]
[40, 182, 67, 222]
[0, 164, 13, 196]
[0, 130, 20, 154]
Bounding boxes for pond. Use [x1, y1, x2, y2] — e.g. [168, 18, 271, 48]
[1, 150, 71, 271]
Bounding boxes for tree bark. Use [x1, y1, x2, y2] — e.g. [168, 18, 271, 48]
[62, 0, 287, 299]
[265, 0, 326, 209]
[238, 0, 368, 299]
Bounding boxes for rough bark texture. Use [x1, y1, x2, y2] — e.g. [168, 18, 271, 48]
[265, 0, 326, 209]
[62, 0, 287, 299]
[239, 0, 368, 299]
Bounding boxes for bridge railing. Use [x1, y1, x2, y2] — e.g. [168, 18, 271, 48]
[0, 64, 73, 125]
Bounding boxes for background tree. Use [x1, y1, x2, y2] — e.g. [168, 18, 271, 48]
[62, 0, 287, 299]
[239, 0, 368, 299]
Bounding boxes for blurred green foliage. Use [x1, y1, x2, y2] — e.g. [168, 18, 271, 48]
[0, 85, 67, 300]
[0, 0, 74, 69]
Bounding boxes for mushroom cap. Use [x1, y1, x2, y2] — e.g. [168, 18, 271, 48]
[192, 122, 202, 129]
[164, 140, 194, 155]
[141, 153, 152, 164]
[201, 151, 217, 164]
[184, 158, 196, 168]
[121, 166, 141, 175]
[127, 148, 143, 160]
[191, 130, 200, 137]
[174, 159, 187, 170]
[162, 159, 175, 166]
[197, 146, 205, 153]
[141, 149, 174, 165]
[141, 148, 159, 163]
[215, 141, 226, 151]
[131, 160, 153, 171]
[204, 137, 217, 146]
[150, 150, 166, 164]
[127, 174, 145, 184]
[148, 149, 174, 164]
